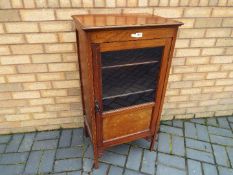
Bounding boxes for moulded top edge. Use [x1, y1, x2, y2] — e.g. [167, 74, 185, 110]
[72, 14, 183, 30]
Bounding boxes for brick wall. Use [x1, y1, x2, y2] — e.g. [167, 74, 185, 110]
[0, 0, 232, 134]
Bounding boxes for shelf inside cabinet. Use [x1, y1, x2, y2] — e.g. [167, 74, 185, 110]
[102, 63, 160, 99]
[101, 47, 163, 68]
[102, 60, 159, 69]
[103, 90, 155, 112]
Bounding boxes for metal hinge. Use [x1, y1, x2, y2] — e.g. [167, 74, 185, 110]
[95, 100, 100, 113]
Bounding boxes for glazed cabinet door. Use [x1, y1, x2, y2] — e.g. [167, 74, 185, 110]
[92, 38, 172, 147]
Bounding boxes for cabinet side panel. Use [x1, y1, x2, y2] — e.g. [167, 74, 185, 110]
[152, 28, 179, 136]
[77, 29, 95, 134]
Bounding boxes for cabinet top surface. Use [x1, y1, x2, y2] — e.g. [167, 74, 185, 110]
[72, 14, 183, 30]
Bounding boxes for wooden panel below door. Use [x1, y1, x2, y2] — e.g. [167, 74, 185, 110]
[102, 105, 153, 141]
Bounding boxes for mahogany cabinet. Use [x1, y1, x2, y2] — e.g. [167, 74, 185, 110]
[72, 14, 182, 168]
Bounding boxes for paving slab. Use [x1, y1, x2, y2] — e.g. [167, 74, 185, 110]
[126, 146, 143, 170]
[0, 152, 28, 164]
[108, 165, 124, 175]
[36, 131, 60, 141]
[54, 158, 82, 172]
[186, 148, 214, 164]
[157, 152, 185, 170]
[141, 150, 156, 174]
[213, 144, 230, 167]
[188, 159, 202, 175]
[59, 129, 72, 148]
[101, 151, 126, 167]
[32, 139, 58, 150]
[0, 116, 232, 175]
[5, 134, 23, 153]
[156, 164, 186, 175]
[203, 163, 218, 175]
[0, 135, 11, 144]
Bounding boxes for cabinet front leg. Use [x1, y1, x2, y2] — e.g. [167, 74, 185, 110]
[93, 145, 99, 169]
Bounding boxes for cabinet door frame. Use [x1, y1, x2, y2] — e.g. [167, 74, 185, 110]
[92, 38, 172, 147]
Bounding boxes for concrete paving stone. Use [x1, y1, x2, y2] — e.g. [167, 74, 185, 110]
[173, 120, 183, 128]
[0, 164, 24, 175]
[217, 117, 231, 129]
[226, 147, 233, 167]
[0, 135, 11, 144]
[130, 139, 150, 149]
[0, 116, 233, 175]
[84, 144, 93, 159]
[124, 169, 147, 175]
[0, 144, 6, 153]
[54, 158, 82, 172]
[158, 133, 170, 154]
[100, 151, 126, 167]
[156, 164, 186, 175]
[203, 163, 218, 175]
[210, 135, 233, 146]
[32, 139, 58, 150]
[188, 159, 202, 175]
[126, 146, 143, 170]
[91, 163, 108, 175]
[191, 118, 206, 125]
[82, 137, 91, 151]
[196, 124, 210, 142]
[207, 118, 218, 127]
[67, 171, 82, 175]
[5, 134, 23, 153]
[218, 166, 233, 175]
[71, 128, 83, 146]
[83, 158, 93, 172]
[161, 120, 172, 126]
[157, 153, 185, 170]
[38, 149, 56, 173]
[24, 151, 43, 175]
[18, 133, 35, 152]
[0, 152, 29, 164]
[172, 135, 185, 156]
[230, 123, 233, 130]
[186, 148, 214, 164]
[141, 150, 156, 175]
[108, 165, 124, 175]
[186, 138, 212, 152]
[108, 144, 130, 155]
[56, 147, 83, 159]
[36, 130, 60, 141]
[185, 122, 197, 139]
[160, 125, 183, 136]
[213, 144, 230, 167]
[228, 117, 233, 123]
[208, 126, 233, 138]
[59, 129, 72, 148]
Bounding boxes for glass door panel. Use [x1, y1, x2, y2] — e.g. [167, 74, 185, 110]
[101, 46, 164, 112]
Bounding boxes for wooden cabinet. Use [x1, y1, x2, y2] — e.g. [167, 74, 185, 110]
[72, 14, 182, 168]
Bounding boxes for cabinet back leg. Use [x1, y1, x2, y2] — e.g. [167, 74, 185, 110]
[150, 134, 157, 151]
[84, 122, 89, 137]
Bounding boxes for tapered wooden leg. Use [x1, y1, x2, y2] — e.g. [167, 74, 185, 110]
[150, 134, 157, 151]
[93, 145, 99, 169]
